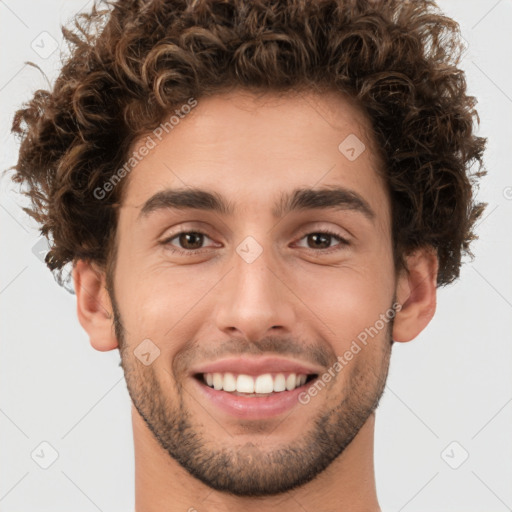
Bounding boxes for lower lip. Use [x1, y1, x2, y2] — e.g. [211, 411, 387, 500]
[192, 377, 313, 420]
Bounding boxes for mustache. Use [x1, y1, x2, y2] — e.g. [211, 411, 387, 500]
[175, 335, 334, 374]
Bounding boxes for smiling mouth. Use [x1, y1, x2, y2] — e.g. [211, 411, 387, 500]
[194, 372, 318, 396]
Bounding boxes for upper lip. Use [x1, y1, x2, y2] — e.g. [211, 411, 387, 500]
[190, 356, 323, 377]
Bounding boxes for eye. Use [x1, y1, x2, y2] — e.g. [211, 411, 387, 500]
[161, 230, 217, 255]
[294, 229, 350, 252]
[161, 228, 350, 256]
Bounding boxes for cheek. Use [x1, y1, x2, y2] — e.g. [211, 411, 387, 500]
[114, 261, 216, 346]
[297, 259, 395, 350]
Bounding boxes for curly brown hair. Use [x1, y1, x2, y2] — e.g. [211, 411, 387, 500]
[9, 0, 486, 288]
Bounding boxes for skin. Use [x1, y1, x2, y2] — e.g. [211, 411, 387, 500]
[73, 88, 438, 512]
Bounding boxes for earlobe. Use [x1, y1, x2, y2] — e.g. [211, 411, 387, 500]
[392, 246, 439, 343]
[73, 259, 118, 352]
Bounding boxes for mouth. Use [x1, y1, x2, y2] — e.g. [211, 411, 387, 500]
[192, 371, 320, 420]
[194, 372, 318, 396]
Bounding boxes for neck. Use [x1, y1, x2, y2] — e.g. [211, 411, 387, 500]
[132, 406, 381, 512]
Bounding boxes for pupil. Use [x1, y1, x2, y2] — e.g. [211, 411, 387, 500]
[309, 233, 330, 249]
[180, 232, 203, 249]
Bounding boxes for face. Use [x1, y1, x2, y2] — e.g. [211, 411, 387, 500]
[110, 88, 398, 496]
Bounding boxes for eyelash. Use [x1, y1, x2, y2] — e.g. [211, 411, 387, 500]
[161, 229, 350, 256]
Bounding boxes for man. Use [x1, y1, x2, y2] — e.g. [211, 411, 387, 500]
[10, 0, 486, 510]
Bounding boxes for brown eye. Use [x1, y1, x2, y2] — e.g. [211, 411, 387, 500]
[176, 232, 205, 250]
[307, 233, 332, 249]
[162, 230, 215, 255]
[295, 230, 350, 252]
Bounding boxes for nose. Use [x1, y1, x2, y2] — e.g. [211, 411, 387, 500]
[214, 241, 296, 342]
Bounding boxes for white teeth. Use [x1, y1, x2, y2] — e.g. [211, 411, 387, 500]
[236, 374, 255, 393]
[255, 374, 274, 393]
[202, 372, 311, 394]
[222, 372, 236, 392]
[213, 373, 223, 390]
[285, 373, 297, 391]
[273, 373, 287, 392]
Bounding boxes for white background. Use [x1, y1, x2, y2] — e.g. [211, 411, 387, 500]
[1, 1, 511, 511]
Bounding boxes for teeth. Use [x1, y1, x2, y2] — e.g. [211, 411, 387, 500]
[202, 372, 311, 394]
[213, 373, 223, 390]
[273, 373, 286, 392]
[285, 373, 296, 391]
[236, 374, 254, 393]
[223, 372, 236, 392]
[255, 374, 274, 393]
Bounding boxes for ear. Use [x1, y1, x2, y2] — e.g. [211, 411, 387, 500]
[73, 259, 118, 351]
[392, 246, 439, 343]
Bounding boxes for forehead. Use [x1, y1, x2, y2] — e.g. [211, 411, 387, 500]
[121, 88, 389, 224]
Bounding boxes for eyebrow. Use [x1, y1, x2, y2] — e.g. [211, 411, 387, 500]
[138, 185, 376, 222]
